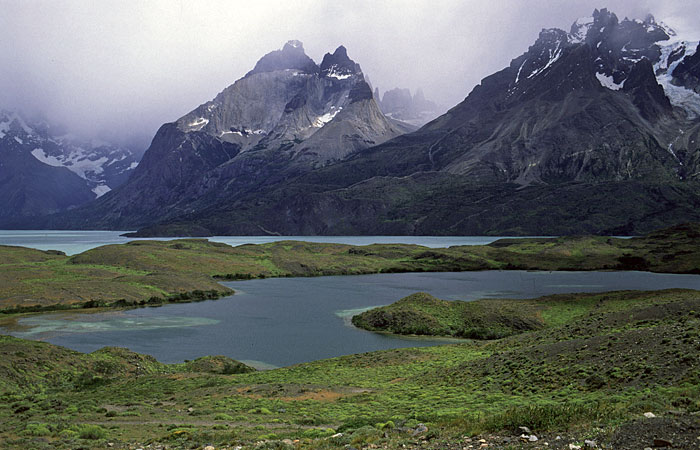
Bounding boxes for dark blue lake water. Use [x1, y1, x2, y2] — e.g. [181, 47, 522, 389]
[5, 271, 698, 369]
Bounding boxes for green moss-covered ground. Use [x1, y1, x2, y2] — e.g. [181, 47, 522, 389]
[351, 292, 546, 339]
[1, 289, 699, 449]
[2, 223, 699, 313]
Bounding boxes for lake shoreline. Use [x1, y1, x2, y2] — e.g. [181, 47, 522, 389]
[1, 223, 698, 317]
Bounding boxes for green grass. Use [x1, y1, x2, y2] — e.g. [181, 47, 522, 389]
[1, 289, 699, 448]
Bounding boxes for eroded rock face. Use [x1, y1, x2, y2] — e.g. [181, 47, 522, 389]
[51, 41, 408, 229]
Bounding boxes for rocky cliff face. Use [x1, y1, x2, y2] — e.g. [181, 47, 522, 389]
[42, 41, 408, 229]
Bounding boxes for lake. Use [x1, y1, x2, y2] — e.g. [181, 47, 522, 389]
[0, 230, 545, 255]
[4, 271, 698, 369]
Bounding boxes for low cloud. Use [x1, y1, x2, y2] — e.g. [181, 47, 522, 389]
[0, 0, 696, 147]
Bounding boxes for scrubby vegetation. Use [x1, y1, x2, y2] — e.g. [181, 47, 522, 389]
[1, 289, 699, 448]
[352, 292, 546, 338]
[0, 223, 698, 448]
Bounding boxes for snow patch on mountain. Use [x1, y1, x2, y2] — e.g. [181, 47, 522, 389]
[654, 37, 700, 118]
[527, 39, 563, 79]
[188, 117, 209, 131]
[596, 72, 624, 90]
[92, 184, 112, 197]
[313, 107, 342, 127]
[569, 17, 594, 43]
[325, 64, 353, 80]
[31, 148, 63, 166]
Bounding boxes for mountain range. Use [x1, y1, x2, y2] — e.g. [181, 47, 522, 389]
[0, 111, 142, 219]
[13, 9, 700, 235]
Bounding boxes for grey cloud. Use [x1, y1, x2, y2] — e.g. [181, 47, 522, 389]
[0, 0, 697, 147]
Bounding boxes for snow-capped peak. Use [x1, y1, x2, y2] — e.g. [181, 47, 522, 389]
[596, 72, 624, 90]
[0, 109, 142, 197]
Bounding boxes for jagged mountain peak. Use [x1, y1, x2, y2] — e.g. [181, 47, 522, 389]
[177, 40, 393, 147]
[320, 45, 362, 80]
[37, 9, 700, 236]
[246, 40, 319, 77]
[283, 40, 305, 51]
[592, 7, 618, 26]
[504, 8, 700, 119]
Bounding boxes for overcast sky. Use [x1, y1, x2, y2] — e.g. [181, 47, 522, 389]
[1, 0, 698, 147]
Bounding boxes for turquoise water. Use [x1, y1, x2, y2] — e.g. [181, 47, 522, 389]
[5, 271, 698, 369]
[0, 230, 530, 255]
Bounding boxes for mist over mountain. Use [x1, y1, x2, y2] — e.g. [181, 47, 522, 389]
[2, 1, 698, 147]
[375, 87, 444, 127]
[0, 110, 142, 218]
[22, 7, 700, 236]
[22, 41, 410, 230]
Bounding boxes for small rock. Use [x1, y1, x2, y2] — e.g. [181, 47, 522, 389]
[412, 424, 428, 436]
[204, 446, 215, 450]
[644, 447, 653, 450]
[187, 407, 194, 413]
[479, 439, 486, 443]
[519, 426, 532, 435]
[643, 412, 656, 418]
[556, 436, 562, 440]
[653, 438, 672, 447]
[331, 433, 343, 438]
[108, 444, 114, 448]
[584, 439, 596, 448]
[282, 440, 293, 445]
[569, 445, 581, 450]
[529, 435, 538, 442]
[480, 444, 488, 448]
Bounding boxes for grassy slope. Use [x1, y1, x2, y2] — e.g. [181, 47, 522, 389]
[1, 223, 699, 312]
[1, 289, 699, 449]
[351, 285, 700, 339]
